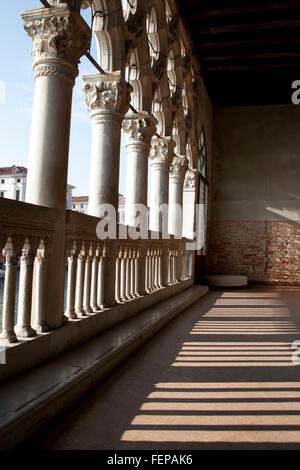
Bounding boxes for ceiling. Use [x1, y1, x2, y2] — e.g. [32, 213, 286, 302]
[177, 0, 300, 105]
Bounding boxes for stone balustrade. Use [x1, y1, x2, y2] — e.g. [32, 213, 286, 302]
[0, 198, 57, 342]
[0, 199, 192, 359]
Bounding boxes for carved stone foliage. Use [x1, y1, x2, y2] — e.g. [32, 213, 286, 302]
[170, 155, 189, 178]
[149, 136, 175, 166]
[83, 74, 132, 116]
[4, 249, 19, 267]
[184, 170, 196, 190]
[122, 113, 157, 145]
[22, 6, 91, 73]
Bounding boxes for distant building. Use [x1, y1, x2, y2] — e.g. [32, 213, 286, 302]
[0, 165, 27, 201]
[72, 194, 126, 222]
[0, 165, 75, 208]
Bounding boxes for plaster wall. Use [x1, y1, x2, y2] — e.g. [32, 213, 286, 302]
[208, 104, 300, 284]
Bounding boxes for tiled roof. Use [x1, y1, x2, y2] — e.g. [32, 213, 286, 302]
[72, 196, 89, 203]
[0, 165, 27, 176]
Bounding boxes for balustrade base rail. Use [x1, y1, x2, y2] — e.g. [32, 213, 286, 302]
[0, 278, 193, 383]
[0, 199, 195, 380]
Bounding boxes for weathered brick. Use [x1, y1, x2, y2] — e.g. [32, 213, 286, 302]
[207, 221, 300, 285]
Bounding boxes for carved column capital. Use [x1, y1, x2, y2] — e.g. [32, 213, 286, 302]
[184, 169, 197, 191]
[149, 136, 176, 169]
[122, 112, 157, 149]
[170, 155, 189, 181]
[4, 236, 24, 265]
[83, 72, 132, 123]
[22, 5, 91, 84]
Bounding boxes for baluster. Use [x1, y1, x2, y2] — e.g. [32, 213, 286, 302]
[91, 242, 100, 312]
[125, 246, 132, 300]
[97, 244, 106, 309]
[115, 246, 121, 302]
[65, 240, 79, 319]
[131, 248, 136, 298]
[181, 249, 185, 280]
[15, 238, 38, 338]
[75, 241, 86, 316]
[120, 246, 126, 302]
[172, 250, 176, 283]
[34, 239, 50, 331]
[167, 249, 171, 284]
[148, 248, 153, 292]
[184, 250, 188, 280]
[151, 249, 155, 290]
[145, 249, 149, 292]
[160, 242, 169, 288]
[176, 249, 180, 282]
[154, 249, 158, 290]
[135, 249, 141, 297]
[83, 242, 93, 314]
[0, 237, 21, 342]
[172, 249, 175, 283]
[158, 248, 162, 288]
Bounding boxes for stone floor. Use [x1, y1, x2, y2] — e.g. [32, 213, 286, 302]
[30, 287, 300, 450]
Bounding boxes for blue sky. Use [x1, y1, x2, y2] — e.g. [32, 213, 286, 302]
[0, 1, 128, 197]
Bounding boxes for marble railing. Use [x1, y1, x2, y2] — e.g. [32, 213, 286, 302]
[0, 200, 192, 347]
[0, 198, 57, 342]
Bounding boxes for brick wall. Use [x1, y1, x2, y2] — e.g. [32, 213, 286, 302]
[207, 221, 300, 285]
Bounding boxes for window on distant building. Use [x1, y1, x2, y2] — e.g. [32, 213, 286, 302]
[17, 178, 21, 183]
[73, 204, 76, 209]
[1, 179, 4, 184]
[0, 192, 4, 198]
[16, 189, 20, 201]
[80, 204, 84, 209]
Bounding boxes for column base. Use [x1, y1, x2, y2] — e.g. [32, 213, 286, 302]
[65, 310, 77, 320]
[34, 322, 49, 333]
[14, 325, 37, 338]
[0, 330, 17, 343]
[84, 306, 93, 314]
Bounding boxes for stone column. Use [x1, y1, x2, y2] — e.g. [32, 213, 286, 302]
[83, 73, 131, 307]
[22, 6, 90, 209]
[122, 113, 157, 228]
[22, 5, 91, 329]
[83, 73, 132, 216]
[168, 156, 189, 238]
[149, 137, 175, 235]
